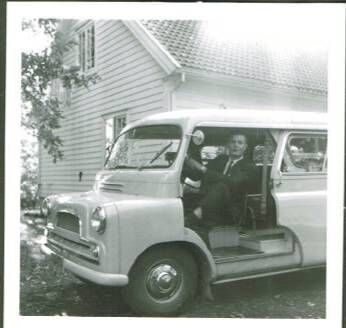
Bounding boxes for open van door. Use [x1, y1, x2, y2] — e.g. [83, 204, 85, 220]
[271, 130, 327, 267]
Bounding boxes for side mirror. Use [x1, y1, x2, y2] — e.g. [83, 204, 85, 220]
[191, 130, 205, 146]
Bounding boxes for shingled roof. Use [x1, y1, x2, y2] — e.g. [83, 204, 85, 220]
[141, 20, 327, 95]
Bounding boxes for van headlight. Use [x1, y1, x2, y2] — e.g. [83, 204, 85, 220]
[91, 206, 107, 234]
[41, 198, 51, 217]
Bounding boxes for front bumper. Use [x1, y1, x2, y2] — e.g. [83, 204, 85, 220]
[40, 244, 129, 286]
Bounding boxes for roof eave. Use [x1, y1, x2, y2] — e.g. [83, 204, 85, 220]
[182, 67, 327, 99]
[123, 20, 181, 75]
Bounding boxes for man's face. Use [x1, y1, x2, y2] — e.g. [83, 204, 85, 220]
[227, 134, 247, 158]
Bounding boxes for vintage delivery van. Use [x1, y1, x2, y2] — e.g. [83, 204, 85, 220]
[40, 109, 327, 315]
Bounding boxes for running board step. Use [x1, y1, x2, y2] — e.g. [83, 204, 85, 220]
[240, 236, 292, 253]
[212, 246, 262, 261]
[239, 227, 286, 237]
[212, 246, 293, 264]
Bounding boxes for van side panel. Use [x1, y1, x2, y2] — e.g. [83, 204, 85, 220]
[273, 177, 326, 266]
[271, 129, 327, 267]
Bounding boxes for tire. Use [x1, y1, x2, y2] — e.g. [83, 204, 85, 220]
[122, 246, 198, 316]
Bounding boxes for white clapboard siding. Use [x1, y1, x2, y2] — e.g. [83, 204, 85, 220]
[173, 77, 326, 112]
[39, 20, 167, 196]
[70, 78, 164, 112]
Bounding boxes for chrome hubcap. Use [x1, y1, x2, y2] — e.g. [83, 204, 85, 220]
[146, 263, 181, 300]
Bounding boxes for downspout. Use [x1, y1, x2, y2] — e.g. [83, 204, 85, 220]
[163, 70, 186, 112]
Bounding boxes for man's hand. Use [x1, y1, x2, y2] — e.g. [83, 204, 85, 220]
[185, 155, 207, 174]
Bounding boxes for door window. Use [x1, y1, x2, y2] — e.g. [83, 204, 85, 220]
[281, 133, 327, 174]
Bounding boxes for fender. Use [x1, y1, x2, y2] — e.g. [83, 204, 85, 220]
[182, 227, 218, 281]
[114, 197, 217, 280]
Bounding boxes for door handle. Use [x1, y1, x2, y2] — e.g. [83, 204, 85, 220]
[273, 171, 283, 187]
[269, 178, 281, 189]
[275, 180, 282, 187]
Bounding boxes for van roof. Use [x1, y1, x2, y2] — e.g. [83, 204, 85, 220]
[127, 109, 327, 131]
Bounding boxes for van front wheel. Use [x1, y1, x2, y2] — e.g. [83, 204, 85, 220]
[122, 246, 197, 316]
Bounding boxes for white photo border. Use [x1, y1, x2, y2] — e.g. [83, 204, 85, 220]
[5, 2, 345, 328]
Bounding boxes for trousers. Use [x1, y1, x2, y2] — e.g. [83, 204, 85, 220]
[200, 181, 238, 225]
[185, 182, 243, 248]
[184, 214, 214, 248]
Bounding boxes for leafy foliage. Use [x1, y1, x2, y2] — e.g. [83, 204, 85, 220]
[21, 18, 99, 162]
[21, 19, 99, 208]
[21, 136, 39, 208]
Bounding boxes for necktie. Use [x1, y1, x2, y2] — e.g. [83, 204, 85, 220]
[223, 159, 233, 175]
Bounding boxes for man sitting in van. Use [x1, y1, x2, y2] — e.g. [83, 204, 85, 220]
[184, 132, 256, 247]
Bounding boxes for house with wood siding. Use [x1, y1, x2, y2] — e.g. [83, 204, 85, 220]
[39, 19, 327, 196]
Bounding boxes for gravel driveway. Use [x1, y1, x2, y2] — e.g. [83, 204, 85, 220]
[20, 214, 326, 318]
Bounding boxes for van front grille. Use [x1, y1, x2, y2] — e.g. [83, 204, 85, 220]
[100, 182, 124, 193]
[46, 231, 99, 264]
[56, 211, 80, 234]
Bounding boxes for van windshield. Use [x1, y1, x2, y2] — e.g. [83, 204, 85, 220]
[105, 125, 182, 170]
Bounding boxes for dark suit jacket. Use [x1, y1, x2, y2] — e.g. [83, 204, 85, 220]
[201, 155, 256, 205]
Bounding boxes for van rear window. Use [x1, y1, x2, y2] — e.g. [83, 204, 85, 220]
[282, 133, 327, 173]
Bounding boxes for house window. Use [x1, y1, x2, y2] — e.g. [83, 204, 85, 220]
[105, 114, 127, 159]
[50, 78, 71, 106]
[78, 24, 95, 71]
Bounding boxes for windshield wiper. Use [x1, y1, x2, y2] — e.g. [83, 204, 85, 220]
[136, 164, 170, 169]
[138, 141, 173, 170]
[108, 165, 137, 170]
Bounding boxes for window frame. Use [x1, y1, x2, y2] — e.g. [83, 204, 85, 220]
[77, 22, 96, 73]
[50, 78, 71, 107]
[279, 131, 328, 176]
[103, 111, 128, 164]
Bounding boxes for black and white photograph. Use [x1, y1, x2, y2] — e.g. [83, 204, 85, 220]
[4, 2, 345, 326]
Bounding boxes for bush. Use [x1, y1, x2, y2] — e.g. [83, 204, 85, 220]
[21, 136, 39, 209]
